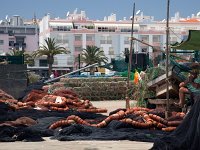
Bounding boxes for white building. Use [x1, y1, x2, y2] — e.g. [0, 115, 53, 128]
[38, 9, 200, 75]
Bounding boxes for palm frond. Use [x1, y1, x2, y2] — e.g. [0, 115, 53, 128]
[33, 37, 70, 75]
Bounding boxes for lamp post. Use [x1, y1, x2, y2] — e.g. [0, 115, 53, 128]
[165, 0, 170, 118]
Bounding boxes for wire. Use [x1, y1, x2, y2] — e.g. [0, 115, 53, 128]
[169, 28, 183, 41]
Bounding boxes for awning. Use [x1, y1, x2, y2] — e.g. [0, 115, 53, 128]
[171, 30, 200, 50]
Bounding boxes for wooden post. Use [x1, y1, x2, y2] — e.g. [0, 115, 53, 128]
[126, 2, 135, 109]
[165, 0, 170, 118]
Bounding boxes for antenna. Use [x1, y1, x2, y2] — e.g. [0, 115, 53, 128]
[0, 20, 2, 24]
[136, 10, 141, 15]
[66, 11, 70, 17]
[5, 15, 8, 20]
[197, 11, 200, 16]
[162, 19, 166, 22]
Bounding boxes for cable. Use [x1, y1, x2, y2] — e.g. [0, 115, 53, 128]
[169, 28, 183, 41]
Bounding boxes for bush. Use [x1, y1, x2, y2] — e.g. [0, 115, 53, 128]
[27, 72, 41, 84]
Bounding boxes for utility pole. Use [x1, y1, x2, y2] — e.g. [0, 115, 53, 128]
[126, 2, 135, 109]
[165, 0, 170, 118]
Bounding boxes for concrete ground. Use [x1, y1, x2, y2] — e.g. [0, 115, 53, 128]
[0, 100, 154, 150]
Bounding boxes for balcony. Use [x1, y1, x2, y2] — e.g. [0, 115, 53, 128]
[9, 41, 14, 47]
[14, 43, 26, 50]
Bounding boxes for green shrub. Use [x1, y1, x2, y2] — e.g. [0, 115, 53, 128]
[27, 72, 41, 84]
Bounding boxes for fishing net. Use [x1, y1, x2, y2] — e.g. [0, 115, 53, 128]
[51, 120, 167, 142]
[0, 107, 107, 142]
[0, 106, 169, 142]
[150, 94, 200, 150]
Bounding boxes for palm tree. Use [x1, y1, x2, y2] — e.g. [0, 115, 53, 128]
[6, 49, 34, 65]
[6, 49, 25, 56]
[81, 45, 108, 75]
[23, 52, 35, 66]
[33, 37, 70, 75]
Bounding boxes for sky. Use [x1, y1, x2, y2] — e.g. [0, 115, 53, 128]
[0, 0, 200, 21]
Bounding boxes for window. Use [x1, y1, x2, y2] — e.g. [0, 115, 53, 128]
[140, 35, 149, 42]
[9, 41, 14, 46]
[121, 28, 138, 32]
[124, 48, 129, 55]
[153, 35, 161, 42]
[26, 28, 35, 34]
[8, 30, 14, 36]
[14, 28, 26, 34]
[86, 34, 94, 41]
[75, 46, 82, 52]
[109, 47, 114, 55]
[100, 36, 106, 44]
[124, 37, 130, 44]
[55, 34, 69, 44]
[141, 48, 148, 52]
[82, 25, 94, 29]
[53, 57, 58, 65]
[0, 27, 6, 33]
[98, 27, 115, 32]
[63, 35, 69, 43]
[100, 36, 112, 44]
[75, 34, 82, 41]
[56, 34, 62, 43]
[53, 26, 71, 31]
[170, 37, 177, 42]
[140, 25, 147, 30]
[67, 60, 73, 65]
[0, 40, 4, 45]
[107, 36, 112, 44]
[39, 59, 48, 67]
[16, 37, 24, 44]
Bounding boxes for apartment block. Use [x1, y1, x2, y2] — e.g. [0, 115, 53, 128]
[0, 15, 39, 55]
[38, 10, 200, 75]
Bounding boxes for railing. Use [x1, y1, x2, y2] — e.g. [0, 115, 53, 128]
[44, 63, 99, 84]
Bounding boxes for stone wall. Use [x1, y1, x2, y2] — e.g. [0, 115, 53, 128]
[58, 77, 128, 100]
[0, 64, 27, 99]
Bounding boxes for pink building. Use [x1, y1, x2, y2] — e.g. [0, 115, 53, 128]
[0, 15, 39, 55]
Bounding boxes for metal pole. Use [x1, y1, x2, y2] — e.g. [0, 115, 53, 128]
[44, 63, 98, 84]
[126, 2, 135, 109]
[165, 0, 170, 118]
[78, 54, 81, 75]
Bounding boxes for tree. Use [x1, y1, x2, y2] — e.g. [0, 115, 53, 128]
[33, 38, 70, 75]
[6, 49, 35, 65]
[6, 49, 24, 56]
[81, 45, 108, 75]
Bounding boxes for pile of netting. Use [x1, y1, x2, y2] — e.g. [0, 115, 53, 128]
[1, 85, 197, 148]
[150, 94, 200, 150]
[1, 88, 107, 113]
